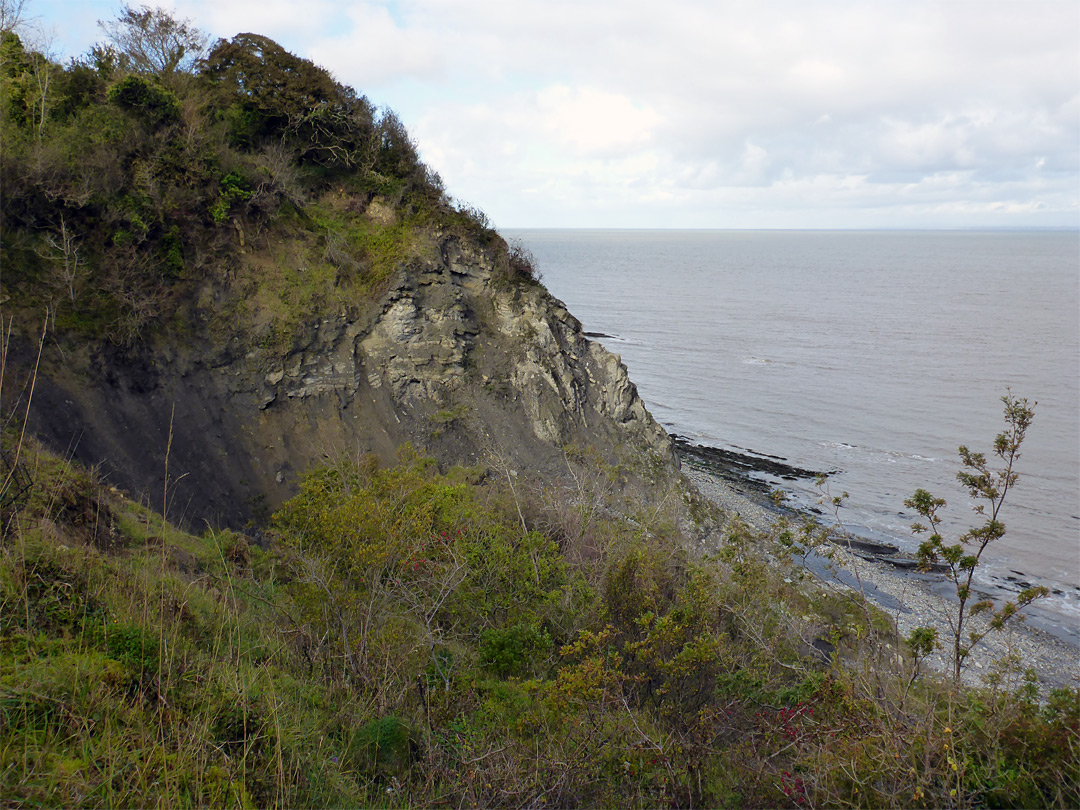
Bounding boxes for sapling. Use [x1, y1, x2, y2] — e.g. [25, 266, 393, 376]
[905, 392, 1048, 682]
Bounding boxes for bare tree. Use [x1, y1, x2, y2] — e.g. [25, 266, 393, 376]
[27, 39, 52, 137]
[36, 214, 83, 304]
[98, 4, 207, 81]
[0, 0, 29, 34]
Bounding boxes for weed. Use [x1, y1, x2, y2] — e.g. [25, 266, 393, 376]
[0, 408, 1075, 807]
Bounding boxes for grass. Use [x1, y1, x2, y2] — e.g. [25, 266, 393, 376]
[0, 438, 377, 808]
[204, 195, 431, 354]
[1, 436, 1077, 808]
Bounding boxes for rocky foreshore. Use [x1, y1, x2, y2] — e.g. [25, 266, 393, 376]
[681, 458, 1080, 695]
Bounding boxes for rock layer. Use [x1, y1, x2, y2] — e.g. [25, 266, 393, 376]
[24, 231, 675, 529]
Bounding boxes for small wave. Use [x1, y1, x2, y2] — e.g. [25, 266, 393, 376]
[741, 357, 770, 365]
[818, 441, 937, 464]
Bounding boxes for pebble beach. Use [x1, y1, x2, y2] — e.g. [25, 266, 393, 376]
[684, 464, 1080, 695]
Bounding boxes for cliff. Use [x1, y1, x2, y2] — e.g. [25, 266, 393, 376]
[0, 29, 680, 531]
[19, 223, 676, 529]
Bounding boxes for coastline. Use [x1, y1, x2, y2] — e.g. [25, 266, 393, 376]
[682, 458, 1080, 695]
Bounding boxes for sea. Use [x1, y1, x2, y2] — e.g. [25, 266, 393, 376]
[506, 229, 1080, 644]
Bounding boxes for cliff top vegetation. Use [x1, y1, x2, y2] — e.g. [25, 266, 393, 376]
[0, 4, 533, 349]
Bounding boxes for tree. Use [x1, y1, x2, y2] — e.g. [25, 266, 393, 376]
[36, 213, 83, 304]
[374, 109, 420, 177]
[27, 40, 49, 136]
[202, 33, 376, 168]
[906, 392, 1048, 683]
[0, 29, 56, 138]
[97, 4, 206, 81]
[0, 0, 29, 35]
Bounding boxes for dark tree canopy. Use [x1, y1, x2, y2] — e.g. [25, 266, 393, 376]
[203, 33, 339, 119]
[202, 33, 377, 170]
[374, 109, 420, 178]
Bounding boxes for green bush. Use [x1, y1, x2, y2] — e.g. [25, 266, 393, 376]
[603, 546, 674, 631]
[107, 74, 180, 126]
[210, 170, 253, 223]
[0, 439, 1077, 808]
[479, 623, 553, 677]
[99, 622, 160, 683]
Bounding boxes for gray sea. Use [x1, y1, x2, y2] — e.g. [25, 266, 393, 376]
[507, 229, 1080, 637]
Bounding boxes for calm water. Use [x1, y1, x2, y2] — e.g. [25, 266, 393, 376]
[507, 229, 1080, 632]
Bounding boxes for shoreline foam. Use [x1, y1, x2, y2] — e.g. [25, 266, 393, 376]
[683, 463, 1080, 694]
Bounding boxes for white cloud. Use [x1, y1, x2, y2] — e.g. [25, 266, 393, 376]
[737, 142, 771, 185]
[877, 116, 979, 171]
[176, 0, 341, 42]
[310, 5, 443, 86]
[384, 1, 1080, 226]
[35, 0, 1080, 227]
[536, 86, 661, 157]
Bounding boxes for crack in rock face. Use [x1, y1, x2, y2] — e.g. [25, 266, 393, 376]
[24, 232, 676, 530]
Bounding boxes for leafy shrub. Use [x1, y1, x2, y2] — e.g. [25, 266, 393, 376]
[603, 546, 674, 631]
[491, 238, 541, 286]
[162, 223, 184, 276]
[908, 394, 1048, 681]
[107, 74, 180, 126]
[203, 33, 376, 171]
[209, 170, 253, 223]
[52, 63, 107, 121]
[479, 623, 554, 677]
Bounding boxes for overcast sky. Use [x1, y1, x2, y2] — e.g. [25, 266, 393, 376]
[26, 0, 1080, 229]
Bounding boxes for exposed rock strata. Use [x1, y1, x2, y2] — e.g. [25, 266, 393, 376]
[24, 232, 675, 529]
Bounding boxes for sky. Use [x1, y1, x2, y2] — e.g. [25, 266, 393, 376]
[21, 0, 1080, 229]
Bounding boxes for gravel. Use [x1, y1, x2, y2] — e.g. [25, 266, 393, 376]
[684, 466, 1080, 695]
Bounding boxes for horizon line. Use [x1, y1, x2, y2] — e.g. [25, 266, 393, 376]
[500, 225, 1080, 232]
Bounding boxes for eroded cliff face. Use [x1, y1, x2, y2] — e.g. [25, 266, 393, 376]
[24, 230, 676, 529]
